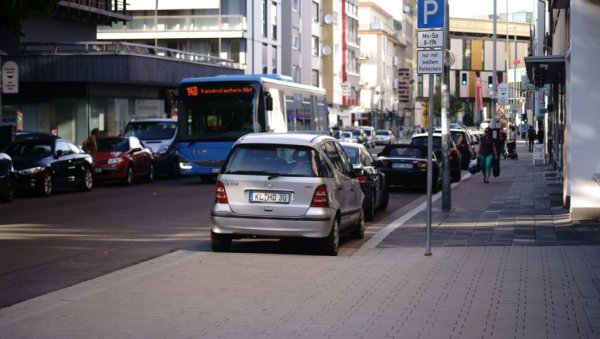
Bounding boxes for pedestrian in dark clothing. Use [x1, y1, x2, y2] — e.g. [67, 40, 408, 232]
[82, 128, 99, 158]
[527, 126, 536, 152]
[478, 128, 498, 183]
[537, 127, 544, 144]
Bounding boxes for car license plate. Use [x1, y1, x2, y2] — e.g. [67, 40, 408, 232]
[94, 167, 102, 173]
[392, 163, 412, 169]
[249, 191, 290, 204]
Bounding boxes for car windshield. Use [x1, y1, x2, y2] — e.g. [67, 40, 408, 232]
[351, 130, 362, 136]
[363, 129, 372, 136]
[376, 130, 389, 136]
[123, 121, 177, 140]
[97, 139, 130, 152]
[342, 132, 352, 138]
[5, 141, 53, 157]
[225, 145, 317, 177]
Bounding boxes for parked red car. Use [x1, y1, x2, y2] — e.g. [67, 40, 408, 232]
[94, 136, 154, 185]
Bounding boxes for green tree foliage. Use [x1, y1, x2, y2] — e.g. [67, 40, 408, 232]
[0, 0, 60, 35]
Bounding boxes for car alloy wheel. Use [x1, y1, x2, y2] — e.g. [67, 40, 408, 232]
[79, 167, 93, 191]
[123, 166, 134, 186]
[38, 171, 53, 197]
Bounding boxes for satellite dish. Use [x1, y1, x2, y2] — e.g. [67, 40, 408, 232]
[322, 46, 332, 56]
[323, 14, 333, 24]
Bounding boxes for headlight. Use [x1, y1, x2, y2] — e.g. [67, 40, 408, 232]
[18, 167, 45, 175]
[107, 158, 125, 165]
[157, 145, 169, 154]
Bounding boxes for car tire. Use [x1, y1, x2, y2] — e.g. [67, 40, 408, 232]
[146, 163, 155, 182]
[351, 209, 365, 239]
[170, 160, 180, 179]
[321, 217, 340, 256]
[123, 166, 134, 186]
[79, 166, 94, 191]
[38, 171, 53, 197]
[211, 231, 232, 252]
[364, 191, 375, 221]
[378, 184, 389, 211]
[1, 177, 16, 202]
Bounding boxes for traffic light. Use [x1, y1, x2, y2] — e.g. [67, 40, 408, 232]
[461, 72, 468, 86]
[488, 75, 493, 88]
[521, 113, 527, 123]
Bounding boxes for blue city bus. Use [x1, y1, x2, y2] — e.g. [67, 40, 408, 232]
[175, 74, 329, 179]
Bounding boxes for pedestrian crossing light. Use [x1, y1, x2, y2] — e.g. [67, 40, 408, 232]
[461, 73, 468, 86]
[488, 76, 493, 88]
[521, 113, 527, 123]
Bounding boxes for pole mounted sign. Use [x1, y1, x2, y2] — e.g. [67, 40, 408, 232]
[417, 0, 445, 29]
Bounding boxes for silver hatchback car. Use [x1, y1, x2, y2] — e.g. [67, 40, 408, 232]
[211, 133, 365, 255]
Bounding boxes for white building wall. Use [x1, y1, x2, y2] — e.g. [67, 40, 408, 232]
[567, 0, 600, 219]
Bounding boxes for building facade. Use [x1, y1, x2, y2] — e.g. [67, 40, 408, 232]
[526, 0, 600, 220]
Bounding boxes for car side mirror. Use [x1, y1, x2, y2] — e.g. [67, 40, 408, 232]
[54, 150, 64, 158]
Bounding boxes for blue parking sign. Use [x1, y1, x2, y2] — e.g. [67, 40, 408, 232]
[418, 0, 445, 29]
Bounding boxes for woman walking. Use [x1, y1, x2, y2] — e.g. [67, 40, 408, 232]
[478, 128, 498, 183]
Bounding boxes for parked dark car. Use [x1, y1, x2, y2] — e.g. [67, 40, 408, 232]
[5, 135, 94, 196]
[94, 136, 154, 185]
[341, 142, 389, 220]
[435, 128, 476, 169]
[410, 133, 461, 183]
[0, 152, 17, 202]
[377, 144, 442, 192]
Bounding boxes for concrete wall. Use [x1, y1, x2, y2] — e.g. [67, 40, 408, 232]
[567, 0, 600, 219]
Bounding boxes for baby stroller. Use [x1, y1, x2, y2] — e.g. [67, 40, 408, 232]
[504, 140, 518, 160]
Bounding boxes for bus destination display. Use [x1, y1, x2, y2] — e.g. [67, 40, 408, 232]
[185, 85, 253, 97]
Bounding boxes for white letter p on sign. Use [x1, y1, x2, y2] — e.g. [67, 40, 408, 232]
[424, 0, 439, 25]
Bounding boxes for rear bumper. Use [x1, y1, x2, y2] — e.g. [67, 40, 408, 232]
[211, 205, 334, 238]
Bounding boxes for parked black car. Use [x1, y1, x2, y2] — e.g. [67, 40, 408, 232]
[377, 144, 442, 193]
[4, 135, 94, 196]
[435, 128, 477, 169]
[410, 133, 462, 183]
[0, 152, 17, 202]
[341, 142, 389, 220]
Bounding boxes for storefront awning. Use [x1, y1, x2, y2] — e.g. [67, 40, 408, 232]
[525, 55, 565, 88]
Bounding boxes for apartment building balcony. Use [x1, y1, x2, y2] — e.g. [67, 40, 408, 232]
[358, 22, 405, 46]
[98, 15, 247, 40]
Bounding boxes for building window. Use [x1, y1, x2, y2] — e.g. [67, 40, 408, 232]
[272, 46, 277, 73]
[271, 2, 277, 40]
[312, 35, 320, 56]
[262, 0, 268, 38]
[312, 69, 320, 87]
[292, 0, 300, 12]
[292, 28, 300, 50]
[262, 43, 268, 73]
[463, 40, 471, 70]
[312, 1, 319, 22]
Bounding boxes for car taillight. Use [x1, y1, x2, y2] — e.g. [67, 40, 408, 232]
[357, 175, 366, 183]
[310, 184, 329, 208]
[416, 161, 427, 169]
[214, 181, 229, 204]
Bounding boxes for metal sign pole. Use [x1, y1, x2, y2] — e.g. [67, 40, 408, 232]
[425, 74, 434, 256]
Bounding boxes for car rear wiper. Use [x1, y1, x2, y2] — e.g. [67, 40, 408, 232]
[227, 170, 281, 179]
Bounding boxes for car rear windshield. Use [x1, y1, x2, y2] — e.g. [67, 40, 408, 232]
[97, 139, 129, 152]
[382, 146, 425, 158]
[123, 121, 177, 140]
[224, 145, 318, 177]
[410, 136, 442, 149]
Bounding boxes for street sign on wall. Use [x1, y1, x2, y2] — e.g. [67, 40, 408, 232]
[417, 0, 445, 29]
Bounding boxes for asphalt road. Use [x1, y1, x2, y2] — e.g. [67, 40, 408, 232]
[0, 158, 426, 308]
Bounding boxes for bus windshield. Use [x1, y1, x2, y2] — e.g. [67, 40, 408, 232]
[178, 82, 257, 142]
